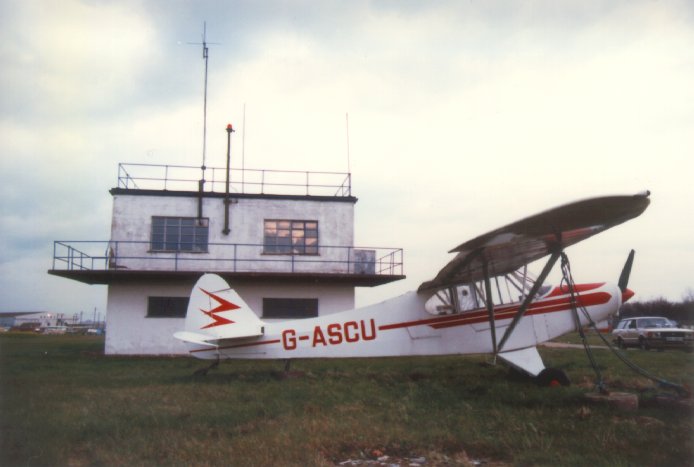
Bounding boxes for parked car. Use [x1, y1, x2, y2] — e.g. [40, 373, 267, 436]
[612, 316, 694, 350]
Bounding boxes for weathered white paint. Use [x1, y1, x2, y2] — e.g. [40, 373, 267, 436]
[105, 282, 192, 355]
[105, 280, 355, 355]
[233, 282, 355, 320]
[109, 193, 356, 273]
[105, 191, 359, 355]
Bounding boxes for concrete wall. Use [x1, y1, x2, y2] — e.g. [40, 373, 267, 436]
[105, 282, 191, 355]
[104, 191, 358, 355]
[104, 280, 355, 355]
[109, 193, 356, 273]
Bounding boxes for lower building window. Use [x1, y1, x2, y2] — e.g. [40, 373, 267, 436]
[147, 297, 189, 318]
[262, 298, 318, 319]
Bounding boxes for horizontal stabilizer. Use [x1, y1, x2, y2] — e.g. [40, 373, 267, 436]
[498, 346, 545, 377]
[204, 324, 264, 341]
[174, 325, 264, 347]
[173, 331, 220, 347]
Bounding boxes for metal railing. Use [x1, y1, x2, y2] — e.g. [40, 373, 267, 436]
[52, 241, 403, 276]
[117, 163, 352, 197]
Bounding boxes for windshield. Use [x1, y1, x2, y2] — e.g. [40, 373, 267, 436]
[423, 267, 549, 316]
[638, 318, 675, 328]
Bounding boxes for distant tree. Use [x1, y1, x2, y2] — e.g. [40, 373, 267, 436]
[620, 293, 694, 325]
[681, 289, 694, 325]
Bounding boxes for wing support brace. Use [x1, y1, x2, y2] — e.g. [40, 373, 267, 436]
[482, 261, 498, 356]
[496, 250, 561, 353]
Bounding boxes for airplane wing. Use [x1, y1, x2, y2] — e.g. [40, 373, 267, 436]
[418, 191, 650, 293]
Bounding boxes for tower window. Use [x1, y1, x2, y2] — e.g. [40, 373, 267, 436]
[263, 220, 318, 255]
[150, 217, 209, 252]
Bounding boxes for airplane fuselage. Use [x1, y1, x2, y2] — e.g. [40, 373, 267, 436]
[185, 282, 622, 361]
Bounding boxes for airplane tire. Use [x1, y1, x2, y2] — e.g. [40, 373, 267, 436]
[536, 368, 571, 387]
[616, 337, 626, 349]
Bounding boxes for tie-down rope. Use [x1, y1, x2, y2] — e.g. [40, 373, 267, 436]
[559, 252, 688, 398]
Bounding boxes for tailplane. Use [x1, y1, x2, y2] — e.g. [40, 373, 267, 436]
[174, 274, 264, 346]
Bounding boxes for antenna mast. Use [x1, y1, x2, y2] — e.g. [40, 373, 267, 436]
[201, 22, 210, 183]
[189, 22, 218, 220]
[345, 112, 351, 174]
[242, 103, 246, 193]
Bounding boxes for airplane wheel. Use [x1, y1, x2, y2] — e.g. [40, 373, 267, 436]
[616, 338, 626, 349]
[536, 368, 571, 387]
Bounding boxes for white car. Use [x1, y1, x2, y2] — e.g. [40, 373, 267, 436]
[612, 316, 694, 350]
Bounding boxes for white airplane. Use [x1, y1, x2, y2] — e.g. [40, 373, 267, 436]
[175, 192, 651, 385]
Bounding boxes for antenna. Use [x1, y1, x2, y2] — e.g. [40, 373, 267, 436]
[345, 112, 351, 174]
[188, 22, 220, 186]
[200, 23, 210, 179]
[201, 23, 209, 175]
[187, 22, 219, 220]
[242, 103, 246, 193]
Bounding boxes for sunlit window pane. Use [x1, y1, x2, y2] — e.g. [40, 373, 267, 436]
[264, 219, 319, 255]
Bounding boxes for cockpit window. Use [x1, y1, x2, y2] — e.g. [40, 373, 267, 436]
[458, 286, 477, 311]
[423, 268, 551, 316]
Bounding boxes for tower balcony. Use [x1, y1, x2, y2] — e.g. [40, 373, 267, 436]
[48, 240, 405, 286]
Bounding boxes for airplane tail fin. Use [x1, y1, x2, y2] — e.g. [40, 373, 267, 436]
[174, 274, 264, 346]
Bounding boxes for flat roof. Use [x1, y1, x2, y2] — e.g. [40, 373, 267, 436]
[110, 187, 358, 203]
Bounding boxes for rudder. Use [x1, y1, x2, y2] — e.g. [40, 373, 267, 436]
[176, 274, 264, 344]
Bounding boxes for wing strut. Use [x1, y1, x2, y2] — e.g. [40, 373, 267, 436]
[449, 286, 460, 313]
[497, 250, 561, 352]
[482, 261, 498, 356]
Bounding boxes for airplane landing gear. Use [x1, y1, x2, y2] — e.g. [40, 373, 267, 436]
[193, 357, 219, 376]
[536, 368, 571, 387]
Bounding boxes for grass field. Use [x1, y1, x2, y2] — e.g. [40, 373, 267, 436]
[1, 333, 692, 466]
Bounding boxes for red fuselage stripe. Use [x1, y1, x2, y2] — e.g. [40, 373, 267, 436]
[543, 282, 605, 298]
[378, 292, 612, 331]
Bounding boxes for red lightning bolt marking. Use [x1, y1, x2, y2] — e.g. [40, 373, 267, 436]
[199, 288, 241, 329]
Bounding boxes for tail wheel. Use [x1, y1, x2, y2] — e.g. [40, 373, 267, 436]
[536, 368, 571, 387]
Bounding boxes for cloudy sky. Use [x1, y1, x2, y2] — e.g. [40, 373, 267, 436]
[1, 0, 693, 317]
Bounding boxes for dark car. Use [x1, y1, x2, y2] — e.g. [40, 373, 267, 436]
[612, 316, 694, 350]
